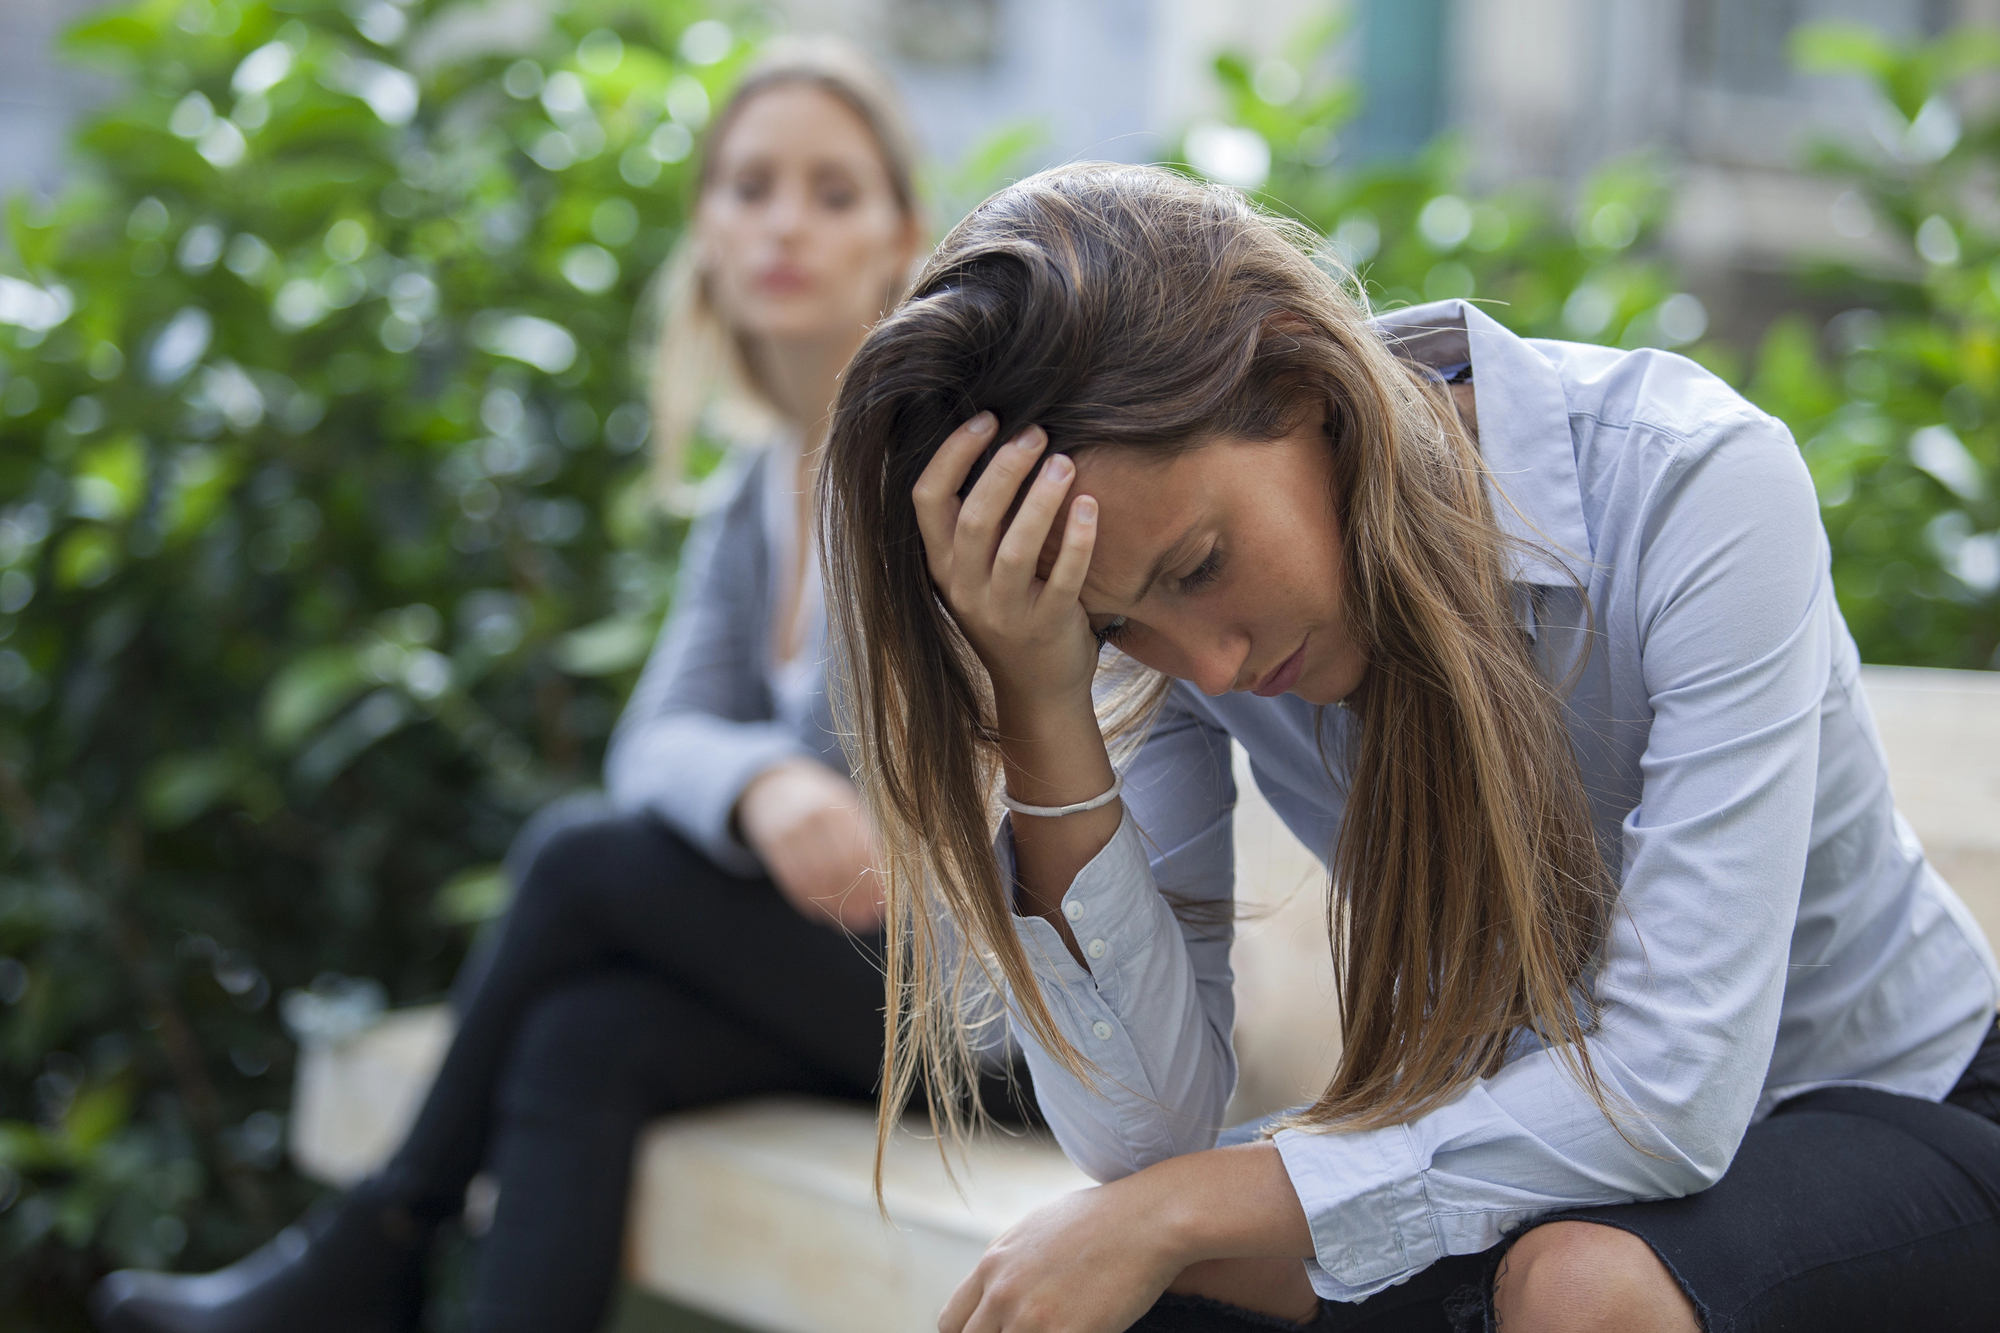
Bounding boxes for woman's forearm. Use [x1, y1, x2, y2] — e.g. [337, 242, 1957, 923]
[993, 685, 1121, 962]
[939, 1138, 1316, 1333]
[1142, 1142, 1317, 1267]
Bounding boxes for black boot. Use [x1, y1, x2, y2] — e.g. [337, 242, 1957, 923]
[89, 1182, 431, 1333]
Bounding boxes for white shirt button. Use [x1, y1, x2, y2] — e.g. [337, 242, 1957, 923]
[1092, 1021, 1113, 1040]
[1086, 938, 1107, 960]
[1063, 900, 1084, 921]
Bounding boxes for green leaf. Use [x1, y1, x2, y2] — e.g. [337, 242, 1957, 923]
[53, 526, 119, 589]
[55, 1186, 103, 1246]
[433, 863, 510, 924]
[162, 445, 241, 540]
[938, 121, 1049, 211]
[292, 689, 411, 788]
[6, 195, 60, 270]
[1790, 21, 1900, 81]
[60, 1, 170, 57]
[76, 434, 147, 524]
[0, 1121, 65, 1171]
[1212, 50, 1253, 96]
[1747, 316, 1843, 425]
[141, 751, 244, 828]
[260, 647, 366, 750]
[60, 1081, 130, 1156]
[553, 612, 657, 676]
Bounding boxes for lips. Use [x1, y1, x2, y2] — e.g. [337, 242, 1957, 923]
[754, 266, 812, 295]
[1251, 639, 1308, 697]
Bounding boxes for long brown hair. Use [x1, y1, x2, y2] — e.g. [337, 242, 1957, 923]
[819, 164, 1616, 1178]
[648, 36, 921, 506]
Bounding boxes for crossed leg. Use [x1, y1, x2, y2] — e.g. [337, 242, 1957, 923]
[1490, 1222, 1699, 1333]
[1159, 1222, 1698, 1332]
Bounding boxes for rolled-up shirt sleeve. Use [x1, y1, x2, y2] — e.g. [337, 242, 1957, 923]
[1275, 412, 1836, 1299]
[1000, 690, 1242, 1181]
[604, 454, 817, 876]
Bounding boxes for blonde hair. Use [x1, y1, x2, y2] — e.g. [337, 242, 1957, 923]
[649, 36, 922, 506]
[819, 164, 1617, 1185]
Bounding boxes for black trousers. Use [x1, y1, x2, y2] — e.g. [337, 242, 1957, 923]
[1133, 1019, 2000, 1333]
[375, 802, 890, 1333]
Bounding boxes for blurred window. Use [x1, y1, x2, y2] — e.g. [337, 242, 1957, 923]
[1685, 0, 1951, 97]
[1684, 0, 1800, 95]
[889, 0, 999, 65]
[1352, 0, 1446, 162]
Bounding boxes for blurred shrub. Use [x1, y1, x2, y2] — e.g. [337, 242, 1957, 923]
[0, 0, 734, 1323]
[1184, 21, 1704, 352]
[1188, 18, 1997, 670]
[1738, 22, 1999, 669]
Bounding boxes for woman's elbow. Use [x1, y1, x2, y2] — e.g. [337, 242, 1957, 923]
[1042, 1110, 1220, 1185]
[1052, 1127, 1147, 1185]
[1631, 1115, 1743, 1199]
[1654, 1153, 1729, 1199]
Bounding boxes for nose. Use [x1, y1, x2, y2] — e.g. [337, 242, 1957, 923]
[765, 181, 807, 237]
[1179, 624, 1252, 698]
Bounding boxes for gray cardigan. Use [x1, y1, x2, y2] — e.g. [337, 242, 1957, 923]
[604, 447, 845, 876]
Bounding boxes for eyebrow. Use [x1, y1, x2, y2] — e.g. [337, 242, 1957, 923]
[1105, 523, 1203, 609]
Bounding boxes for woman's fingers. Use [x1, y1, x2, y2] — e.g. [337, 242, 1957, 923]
[992, 450, 1076, 602]
[953, 425, 1046, 578]
[912, 412, 998, 582]
[937, 1270, 982, 1333]
[1039, 493, 1097, 608]
[910, 416, 1104, 706]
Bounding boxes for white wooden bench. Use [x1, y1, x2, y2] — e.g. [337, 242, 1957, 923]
[289, 665, 2000, 1333]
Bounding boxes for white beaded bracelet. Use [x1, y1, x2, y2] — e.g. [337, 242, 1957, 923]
[999, 774, 1124, 819]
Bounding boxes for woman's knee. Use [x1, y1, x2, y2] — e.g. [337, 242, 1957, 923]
[1490, 1221, 1699, 1333]
[497, 972, 674, 1118]
[505, 807, 673, 922]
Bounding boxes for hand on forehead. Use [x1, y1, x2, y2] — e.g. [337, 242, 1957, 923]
[1032, 476, 1085, 581]
[1031, 445, 1199, 604]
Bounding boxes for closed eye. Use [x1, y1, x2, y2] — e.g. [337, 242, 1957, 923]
[1093, 617, 1129, 649]
[1176, 547, 1223, 594]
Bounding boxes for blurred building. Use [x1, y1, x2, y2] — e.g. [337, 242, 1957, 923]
[7, 0, 2000, 336]
[1446, 0, 1993, 335]
[779, 0, 1996, 338]
[0, 0, 113, 201]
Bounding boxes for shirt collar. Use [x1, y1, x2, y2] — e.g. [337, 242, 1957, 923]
[1371, 299, 1592, 589]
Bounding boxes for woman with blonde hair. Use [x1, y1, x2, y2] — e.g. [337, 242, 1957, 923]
[95, 37, 937, 1333]
[819, 163, 2000, 1331]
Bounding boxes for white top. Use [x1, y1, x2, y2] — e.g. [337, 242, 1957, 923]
[994, 300, 2000, 1301]
[760, 431, 824, 731]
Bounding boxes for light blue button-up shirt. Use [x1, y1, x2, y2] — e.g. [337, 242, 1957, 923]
[998, 300, 2000, 1301]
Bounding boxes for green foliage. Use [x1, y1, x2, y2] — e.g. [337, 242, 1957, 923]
[1738, 22, 1999, 669]
[1189, 29, 1699, 353]
[0, 0, 739, 1322]
[930, 122, 1051, 233]
[1187, 19, 1998, 670]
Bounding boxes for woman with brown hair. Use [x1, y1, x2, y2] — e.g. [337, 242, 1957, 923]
[93, 38, 930, 1333]
[820, 163, 2000, 1331]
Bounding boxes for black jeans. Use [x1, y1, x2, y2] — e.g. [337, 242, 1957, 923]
[374, 802, 889, 1333]
[1132, 1018, 2000, 1333]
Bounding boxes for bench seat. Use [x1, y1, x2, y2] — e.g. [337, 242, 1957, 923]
[289, 665, 2000, 1333]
